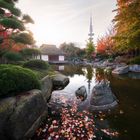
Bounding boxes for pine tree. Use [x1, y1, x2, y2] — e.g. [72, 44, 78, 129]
[0, 0, 35, 55]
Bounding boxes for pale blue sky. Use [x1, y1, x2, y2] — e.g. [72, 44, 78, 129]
[17, 0, 117, 47]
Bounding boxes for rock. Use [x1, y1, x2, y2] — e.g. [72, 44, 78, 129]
[5, 90, 48, 140]
[75, 86, 87, 101]
[112, 66, 129, 74]
[0, 97, 16, 139]
[93, 61, 104, 68]
[41, 75, 53, 101]
[52, 72, 69, 90]
[129, 65, 140, 72]
[115, 63, 127, 68]
[93, 60, 116, 69]
[90, 80, 118, 111]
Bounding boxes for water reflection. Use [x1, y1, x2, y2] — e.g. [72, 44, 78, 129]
[95, 68, 108, 83]
[58, 65, 64, 71]
[83, 66, 94, 94]
[32, 65, 140, 140]
[52, 64, 84, 77]
[114, 72, 140, 80]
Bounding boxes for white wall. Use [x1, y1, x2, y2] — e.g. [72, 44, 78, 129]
[59, 55, 64, 61]
[41, 55, 49, 61]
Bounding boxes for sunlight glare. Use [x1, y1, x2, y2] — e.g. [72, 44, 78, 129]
[28, 21, 62, 46]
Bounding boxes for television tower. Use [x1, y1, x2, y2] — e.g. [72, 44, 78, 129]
[88, 15, 94, 42]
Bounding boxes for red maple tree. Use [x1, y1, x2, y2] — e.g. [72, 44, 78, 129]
[96, 27, 115, 55]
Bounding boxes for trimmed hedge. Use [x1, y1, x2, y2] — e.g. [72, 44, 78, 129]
[129, 56, 140, 65]
[23, 59, 49, 70]
[0, 65, 41, 98]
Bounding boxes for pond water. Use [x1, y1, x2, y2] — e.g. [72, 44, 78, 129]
[32, 65, 140, 140]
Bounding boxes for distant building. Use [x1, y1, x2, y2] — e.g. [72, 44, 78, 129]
[39, 44, 65, 63]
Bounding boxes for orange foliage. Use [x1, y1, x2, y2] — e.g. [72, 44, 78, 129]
[97, 36, 114, 54]
[0, 38, 11, 52]
[12, 43, 27, 52]
[97, 27, 115, 55]
[0, 26, 26, 52]
[0, 24, 12, 51]
[117, 0, 133, 7]
[0, 38, 27, 52]
[0, 12, 26, 52]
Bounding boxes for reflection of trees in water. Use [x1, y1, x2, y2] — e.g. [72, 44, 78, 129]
[85, 66, 93, 82]
[83, 66, 94, 94]
[60, 65, 84, 77]
[95, 68, 109, 83]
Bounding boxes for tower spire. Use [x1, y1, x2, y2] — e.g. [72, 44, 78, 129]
[88, 14, 94, 42]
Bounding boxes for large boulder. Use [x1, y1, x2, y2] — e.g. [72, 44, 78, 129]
[112, 65, 129, 74]
[90, 80, 118, 111]
[0, 90, 48, 140]
[129, 65, 140, 72]
[0, 97, 16, 139]
[41, 75, 53, 101]
[75, 86, 87, 101]
[52, 72, 69, 90]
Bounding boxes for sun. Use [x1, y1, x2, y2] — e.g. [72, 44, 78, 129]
[28, 21, 63, 46]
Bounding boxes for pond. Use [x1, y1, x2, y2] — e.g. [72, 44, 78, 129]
[32, 65, 140, 140]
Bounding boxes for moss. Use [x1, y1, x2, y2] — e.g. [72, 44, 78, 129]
[0, 64, 40, 98]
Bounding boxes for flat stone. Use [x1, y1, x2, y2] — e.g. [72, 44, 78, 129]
[52, 72, 69, 90]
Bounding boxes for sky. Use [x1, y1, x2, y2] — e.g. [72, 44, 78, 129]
[17, 0, 117, 48]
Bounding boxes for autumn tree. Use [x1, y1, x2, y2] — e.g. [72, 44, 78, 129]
[113, 0, 140, 55]
[97, 27, 115, 56]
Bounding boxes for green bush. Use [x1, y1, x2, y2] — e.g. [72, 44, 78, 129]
[9, 61, 25, 66]
[23, 59, 49, 70]
[129, 56, 140, 64]
[3, 51, 23, 61]
[0, 65, 41, 98]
